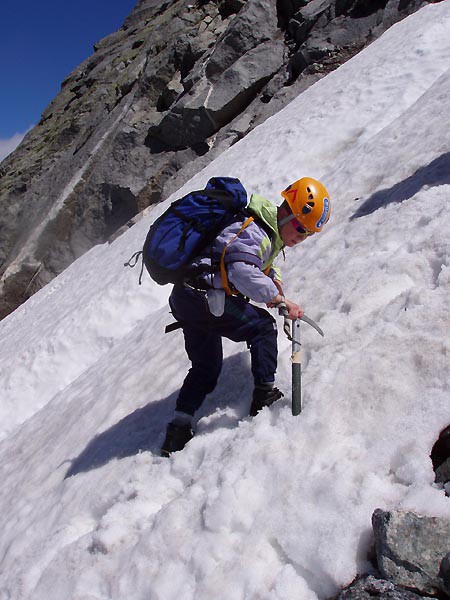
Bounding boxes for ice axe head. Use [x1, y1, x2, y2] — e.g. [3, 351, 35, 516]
[300, 314, 324, 337]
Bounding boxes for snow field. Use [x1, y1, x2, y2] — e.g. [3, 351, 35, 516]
[0, 3, 449, 599]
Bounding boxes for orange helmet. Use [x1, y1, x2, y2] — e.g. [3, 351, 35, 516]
[281, 177, 331, 233]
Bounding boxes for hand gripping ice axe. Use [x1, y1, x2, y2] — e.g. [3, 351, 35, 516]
[277, 303, 324, 416]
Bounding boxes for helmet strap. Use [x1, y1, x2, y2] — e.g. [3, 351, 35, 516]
[278, 213, 297, 227]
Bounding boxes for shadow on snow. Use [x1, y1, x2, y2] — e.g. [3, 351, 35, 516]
[64, 352, 252, 478]
[350, 151, 450, 219]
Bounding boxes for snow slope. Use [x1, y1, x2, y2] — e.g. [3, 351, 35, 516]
[0, 4, 449, 599]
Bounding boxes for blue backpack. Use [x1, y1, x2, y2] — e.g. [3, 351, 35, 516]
[141, 177, 248, 285]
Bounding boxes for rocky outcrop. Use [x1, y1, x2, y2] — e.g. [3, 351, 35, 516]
[146, 1, 284, 150]
[0, 0, 440, 318]
[336, 509, 450, 599]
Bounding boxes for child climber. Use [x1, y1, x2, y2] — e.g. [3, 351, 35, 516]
[161, 177, 331, 456]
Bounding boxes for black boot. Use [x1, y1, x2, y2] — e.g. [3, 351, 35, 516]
[249, 386, 284, 417]
[161, 421, 194, 457]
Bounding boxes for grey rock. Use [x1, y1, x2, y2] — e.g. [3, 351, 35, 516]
[287, 17, 311, 46]
[149, 37, 284, 149]
[436, 458, 450, 487]
[344, 0, 389, 19]
[431, 425, 450, 495]
[337, 575, 424, 599]
[205, 0, 279, 81]
[440, 552, 450, 594]
[372, 509, 450, 597]
[432, 426, 450, 474]
[300, 0, 333, 20]
[217, 1, 247, 19]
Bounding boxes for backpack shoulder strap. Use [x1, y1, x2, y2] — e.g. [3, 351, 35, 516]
[220, 216, 254, 296]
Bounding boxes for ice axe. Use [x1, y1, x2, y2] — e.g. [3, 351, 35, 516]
[278, 304, 324, 416]
[291, 316, 324, 415]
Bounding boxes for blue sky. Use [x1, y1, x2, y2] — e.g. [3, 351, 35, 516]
[0, 0, 137, 156]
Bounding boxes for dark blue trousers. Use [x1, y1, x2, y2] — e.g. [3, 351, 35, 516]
[169, 285, 278, 416]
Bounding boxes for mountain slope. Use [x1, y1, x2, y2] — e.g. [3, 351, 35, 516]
[0, 0, 438, 320]
[0, 4, 449, 599]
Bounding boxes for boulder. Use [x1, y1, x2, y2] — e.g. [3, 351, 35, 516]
[372, 509, 450, 597]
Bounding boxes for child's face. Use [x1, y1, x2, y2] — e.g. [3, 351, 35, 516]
[279, 218, 314, 247]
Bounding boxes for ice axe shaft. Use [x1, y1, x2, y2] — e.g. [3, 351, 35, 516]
[291, 320, 302, 416]
[290, 314, 325, 416]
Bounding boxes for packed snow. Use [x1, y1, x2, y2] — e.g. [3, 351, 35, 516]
[0, 4, 449, 599]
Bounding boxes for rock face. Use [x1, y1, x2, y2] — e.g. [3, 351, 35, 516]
[372, 509, 450, 597]
[0, 0, 440, 318]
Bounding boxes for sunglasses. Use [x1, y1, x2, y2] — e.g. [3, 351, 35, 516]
[293, 219, 314, 236]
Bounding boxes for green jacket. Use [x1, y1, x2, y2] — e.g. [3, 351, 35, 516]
[248, 193, 284, 278]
